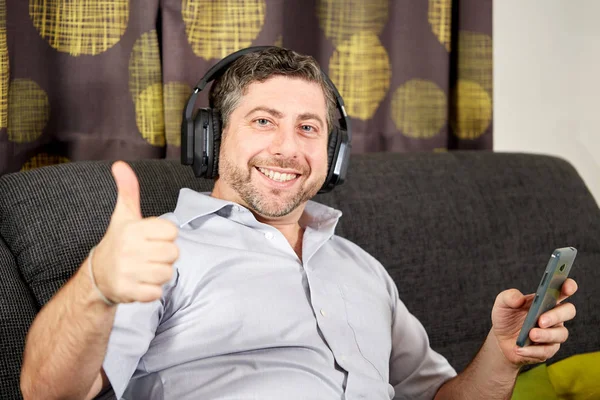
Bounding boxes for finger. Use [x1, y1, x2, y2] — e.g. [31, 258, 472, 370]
[139, 241, 180, 264]
[111, 161, 142, 221]
[136, 218, 179, 241]
[558, 278, 578, 303]
[529, 326, 569, 344]
[131, 284, 164, 303]
[538, 302, 576, 328]
[136, 263, 174, 285]
[515, 343, 560, 362]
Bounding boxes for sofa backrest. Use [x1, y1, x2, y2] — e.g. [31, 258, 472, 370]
[1, 152, 599, 399]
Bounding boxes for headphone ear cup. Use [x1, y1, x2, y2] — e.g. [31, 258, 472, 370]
[207, 109, 222, 179]
[325, 127, 341, 183]
[192, 109, 211, 178]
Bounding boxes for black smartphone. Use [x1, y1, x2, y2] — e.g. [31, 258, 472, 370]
[516, 247, 577, 347]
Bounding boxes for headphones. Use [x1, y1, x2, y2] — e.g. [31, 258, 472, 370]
[180, 46, 352, 193]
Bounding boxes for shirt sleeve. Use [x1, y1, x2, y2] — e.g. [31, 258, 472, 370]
[101, 213, 181, 398]
[388, 287, 457, 400]
[102, 269, 179, 399]
[101, 301, 160, 398]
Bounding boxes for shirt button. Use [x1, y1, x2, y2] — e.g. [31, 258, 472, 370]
[320, 309, 326, 317]
[265, 232, 274, 240]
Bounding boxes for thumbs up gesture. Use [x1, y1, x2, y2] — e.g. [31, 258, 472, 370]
[91, 161, 179, 304]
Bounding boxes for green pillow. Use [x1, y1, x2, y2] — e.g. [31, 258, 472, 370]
[547, 351, 600, 399]
[512, 364, 558, 400]
[512, 352, 600, 400]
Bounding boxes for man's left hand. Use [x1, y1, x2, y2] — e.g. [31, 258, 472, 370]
[490, 278, 578, 367]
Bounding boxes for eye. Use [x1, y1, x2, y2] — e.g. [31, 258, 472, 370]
[255, 118, 271, 126]
[300, 125, 316, 133]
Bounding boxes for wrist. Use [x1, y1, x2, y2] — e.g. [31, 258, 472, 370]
[488, 331, 522, 375]
[87, 246, 118, 307]
[74, 249, 116, 309]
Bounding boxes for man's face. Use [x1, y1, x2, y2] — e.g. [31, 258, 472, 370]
[214, 75, 329, 219]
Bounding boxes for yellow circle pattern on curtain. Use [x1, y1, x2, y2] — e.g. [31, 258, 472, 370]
[317, 0, 388, 46]
[129, 30, 163, 101]
[392, 79, 447, 139]
[7, 79, 50, 143]
[451, 79, 491, 140]
[28, 0, 129, 56]
[328, 32, 391, 121]
[129, 30, 165, 147]
[428, 0, 452, 51]
[21, 153, 70, 171]
[450, 31, 493, 140]
[164, 82, 192, 147]
[0, 0, 8, 129]
[136, 84, 165, 147]
[182, 0, 266, 60]
[458, 31, 493, 94]
[318, 0, 391, 120]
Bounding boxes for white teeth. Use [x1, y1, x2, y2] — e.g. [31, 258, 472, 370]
[258, 167, 297, 182]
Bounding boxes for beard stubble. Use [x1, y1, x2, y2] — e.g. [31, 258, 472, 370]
[219, 153, 325, 218]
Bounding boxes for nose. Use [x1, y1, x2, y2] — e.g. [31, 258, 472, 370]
[268, 124, 299, 158]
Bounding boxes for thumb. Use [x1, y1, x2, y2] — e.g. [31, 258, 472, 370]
[497, 288, 528, 310]
[111, 161, 142, 220]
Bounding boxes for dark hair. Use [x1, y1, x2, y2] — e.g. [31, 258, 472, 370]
[209, 47, 336, 133]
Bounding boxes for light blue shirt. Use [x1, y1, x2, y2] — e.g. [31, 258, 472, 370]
[103, 189, 456, 399]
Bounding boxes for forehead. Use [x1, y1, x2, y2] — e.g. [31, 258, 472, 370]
[238, 76, 327, 116]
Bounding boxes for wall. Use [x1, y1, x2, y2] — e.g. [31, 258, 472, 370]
[494, 0, 600, 205]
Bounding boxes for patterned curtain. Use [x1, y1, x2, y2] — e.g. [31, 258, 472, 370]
[0, 0, 492, 175]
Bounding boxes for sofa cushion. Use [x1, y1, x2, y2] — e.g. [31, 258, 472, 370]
[0, 160, 212, 307]
[0, 237, 38, 400]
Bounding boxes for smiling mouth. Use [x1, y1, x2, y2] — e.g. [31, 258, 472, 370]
[256, 167, 299, 183]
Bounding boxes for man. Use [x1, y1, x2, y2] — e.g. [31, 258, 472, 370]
[21, 47, 577, 399]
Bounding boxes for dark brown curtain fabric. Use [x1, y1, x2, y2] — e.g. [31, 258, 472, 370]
[0, 0, 492, 175]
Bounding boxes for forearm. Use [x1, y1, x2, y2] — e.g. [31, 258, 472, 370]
[21, 258, 117, 400]
[434, 331, 521, 400]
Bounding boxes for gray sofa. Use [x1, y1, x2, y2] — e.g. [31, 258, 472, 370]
[1, 152, 599, 399]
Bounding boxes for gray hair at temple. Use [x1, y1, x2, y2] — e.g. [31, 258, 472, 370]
[209, 47, 337, 134]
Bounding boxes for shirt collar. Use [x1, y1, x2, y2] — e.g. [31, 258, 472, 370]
[173, 188, 236, 227]
[299, 200, 342, 233]
[173, 188, 342, 232]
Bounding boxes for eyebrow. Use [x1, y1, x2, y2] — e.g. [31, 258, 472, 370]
[244, 107, 325, 128]
[244, 106, 283, 119]
[297, 112, 325, 129]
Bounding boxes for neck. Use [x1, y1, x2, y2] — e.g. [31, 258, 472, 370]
[211, 181, 306, 260]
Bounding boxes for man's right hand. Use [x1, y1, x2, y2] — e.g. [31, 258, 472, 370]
[92, 161, 179, 304]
